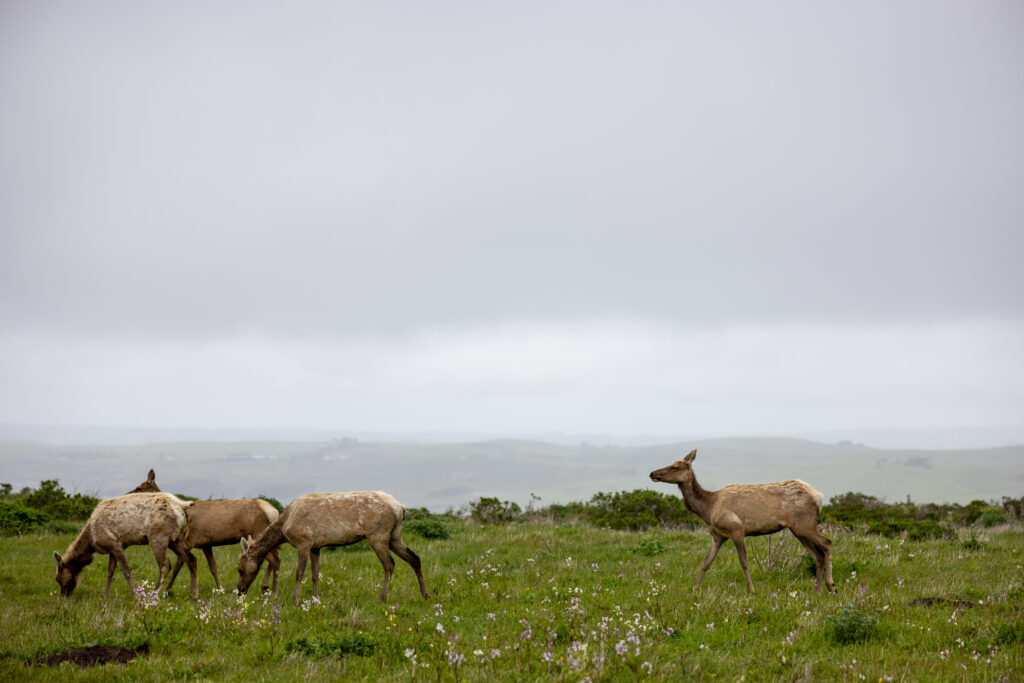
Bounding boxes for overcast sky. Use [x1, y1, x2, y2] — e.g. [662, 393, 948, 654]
[1, 1, 1022, 439]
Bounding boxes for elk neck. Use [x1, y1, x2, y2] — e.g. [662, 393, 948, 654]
[678, 475, 715, 523]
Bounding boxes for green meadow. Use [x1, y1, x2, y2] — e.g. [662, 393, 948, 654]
[1, 518, 1022, 681]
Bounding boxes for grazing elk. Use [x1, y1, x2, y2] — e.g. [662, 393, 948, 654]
[127, 470, 281, 594]
[650, 449, 835, 594]
[53, 492, 199, 599]
[236, 491, 430, 605]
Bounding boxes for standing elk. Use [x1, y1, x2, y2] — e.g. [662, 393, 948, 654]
[650, 449, 835, 594]
[127, 470, 281, 594]
[236, 491, 430, 605]
[53, 492, 199, 599]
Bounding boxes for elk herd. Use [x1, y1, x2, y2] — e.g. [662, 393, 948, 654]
[53, 451, 835, 605]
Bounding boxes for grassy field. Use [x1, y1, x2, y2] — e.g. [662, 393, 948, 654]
[1, 520, 1021, 681]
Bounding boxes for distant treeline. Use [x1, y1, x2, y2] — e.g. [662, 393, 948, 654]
[2, 479, 1021, 539]
[460, 490, 1022, 541]
[0, 481, 281, 536]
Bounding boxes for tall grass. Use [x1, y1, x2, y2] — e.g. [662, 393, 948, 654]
[1, 520, 1021, 680]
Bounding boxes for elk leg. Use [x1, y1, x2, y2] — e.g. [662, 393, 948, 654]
[390, 538, 430, 598]
[695, 534, 726, 590]
[165, 551, 185, 591]
[309, 547, 321, 600]
[793, 533, 825, 593]
[293, 545, 311, 605]
[201, 546, 221, 590]
[108, 545, 133, 598]
[732, 535, 755, 593]
[265, 549, 281, 598]
[149, 539, 174, 592]
[169, 537, 199, 599]
[813, 531, 835, 594]
[105, 555, 119, 597]
[369, 537, 396, 602]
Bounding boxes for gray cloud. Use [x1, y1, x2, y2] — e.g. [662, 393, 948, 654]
[1, 2, 1022, 435]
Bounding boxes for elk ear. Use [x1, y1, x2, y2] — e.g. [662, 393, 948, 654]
[147, 469, 156, 483]
[54, 551, 63, 567]
[684, 449, 697, 463]
[240, 536, 251, 555]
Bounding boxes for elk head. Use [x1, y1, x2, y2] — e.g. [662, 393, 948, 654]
[127, 469, 160, 494]
[53, 551, 85, 597]
[235, 535, 262, 595]
[649, 449, 697, 484]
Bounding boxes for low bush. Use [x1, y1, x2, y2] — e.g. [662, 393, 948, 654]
[961, 535, 983, 552]
[866, 519, 952, 541]
[535, 502, 586, 523]
[825, 603, 880, 645]
[405, 518, 451, 539]
[469, 497, 522, 525]
[994, 622, 1024, 646]
[630, 539, 667, 556]
[23, 480, 99, 520]
[582, 489, 698, 531]
[0, 501, 51, 536]
[822, 492, 1024, 530]
[974, 508, 1011, 527]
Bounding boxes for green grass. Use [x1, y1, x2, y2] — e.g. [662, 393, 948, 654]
[1, 522, 1022, 681]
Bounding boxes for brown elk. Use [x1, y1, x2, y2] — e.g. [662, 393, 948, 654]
[650, 449, 835, 594]
[53, 492, 199, 599]
[236, 491, 430, 605]
[127, 470, 281, 594]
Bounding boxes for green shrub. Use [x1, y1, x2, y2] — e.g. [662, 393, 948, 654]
[533, 502, 586, 523]
[23, 480, 99, 520]
[961, 535, 983, 552]
[469, 497, 521, 525]
[405, 507, 454, 522]
[286, 634, 376, 658]
[866, 519, 950, 541]
[994, 621, 1024, 646]
[404, 518, 451, 539]
[974, 508, 1010, 527]
[825, 603, 879, 645]
[0, 501, 51, 535]
[630, 539, 667, 556]
[402, 507, 453, 538]
[1000, 495, 1023, 520]
[583, 489, 698, 531]
[822, 492, 889, 525]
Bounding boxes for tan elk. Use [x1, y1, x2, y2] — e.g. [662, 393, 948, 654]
[236, 491, 430, 605]
[127, 470, 281, 594]
[53, 492, 199, 599]
[650, 449, 835, 594]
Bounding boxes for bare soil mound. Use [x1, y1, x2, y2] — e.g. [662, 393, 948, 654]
[39, 644, 145, 668]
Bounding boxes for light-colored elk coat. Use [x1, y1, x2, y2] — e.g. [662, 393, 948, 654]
[650, 449, 834, 594]
[53, 492, 199, 599]
[237, 491, 430, 604]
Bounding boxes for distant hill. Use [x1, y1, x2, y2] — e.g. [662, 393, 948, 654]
[5, 422, 1024, 449]
[1, 436, 1021, 510]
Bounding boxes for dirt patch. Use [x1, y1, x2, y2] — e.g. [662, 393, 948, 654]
[39, 645, 145, 668]
[908, 597, 975, 609]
